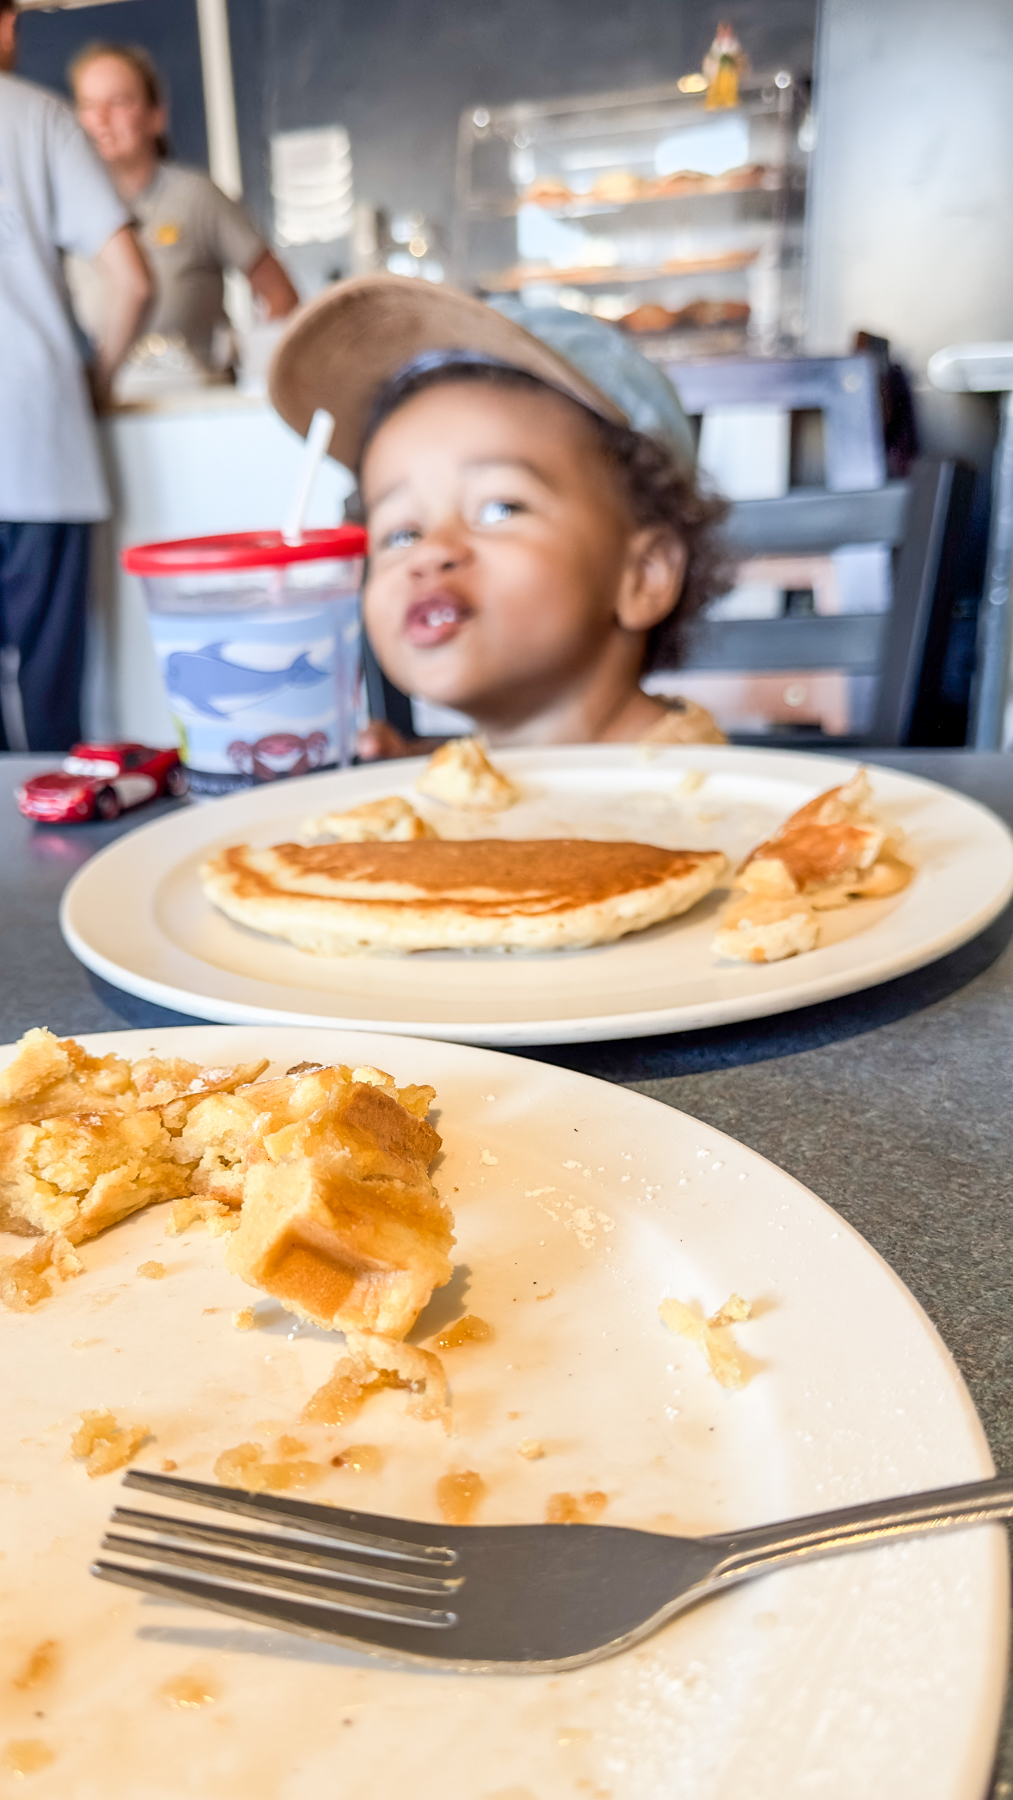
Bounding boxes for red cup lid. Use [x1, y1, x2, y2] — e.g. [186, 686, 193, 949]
[121, 526, 367, 576]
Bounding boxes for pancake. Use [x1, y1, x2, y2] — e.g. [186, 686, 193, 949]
[712, 769, 914, 964]
[200, 837, 728, 955]
[711, 894, 819, 965]
[414, 737, 520, 810]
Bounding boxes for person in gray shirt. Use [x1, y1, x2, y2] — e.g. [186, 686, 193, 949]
[72, 42, 298, 373]
[0, 0, 151, 750]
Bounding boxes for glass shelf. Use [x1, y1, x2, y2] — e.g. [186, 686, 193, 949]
[454, 74, 808, 355]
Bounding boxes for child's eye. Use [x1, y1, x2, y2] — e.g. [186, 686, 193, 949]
[380, 525, 421, 551]
[476, 499, 523, 525]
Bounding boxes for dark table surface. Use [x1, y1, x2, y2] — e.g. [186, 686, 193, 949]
[3, 746, 1013, 1791]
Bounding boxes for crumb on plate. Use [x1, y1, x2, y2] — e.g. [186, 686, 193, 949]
[434, 1314, 493, 1350]
[12, 1640, 59, 1692]
[436, 1469, 486, 1523]
[71, 1409, 150, 1477]
[213, 1441, 323, 1493]
[546, 1491, 607, 1525]
[659, 1292, 753, 1389]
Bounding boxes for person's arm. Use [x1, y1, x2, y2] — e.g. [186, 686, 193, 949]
[90, 225, 153, 410]
[246, 247, 299, 320]
[357, 720, 443, 760]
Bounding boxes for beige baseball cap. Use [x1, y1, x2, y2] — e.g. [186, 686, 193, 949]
[268, 273, 694, 472]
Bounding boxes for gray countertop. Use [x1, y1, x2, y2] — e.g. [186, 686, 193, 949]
[3, 746, 1012, 1790]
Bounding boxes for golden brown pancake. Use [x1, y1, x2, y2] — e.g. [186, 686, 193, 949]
[712, 769, 914, 963]
[201, 837, 728, 955]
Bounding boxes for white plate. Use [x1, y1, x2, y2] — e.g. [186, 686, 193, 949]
[1, 1025, 1004, 1800]
[60, 745, 1013, 1046]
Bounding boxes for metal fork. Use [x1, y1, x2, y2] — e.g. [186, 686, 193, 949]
[92, 1468, 1013, 1674]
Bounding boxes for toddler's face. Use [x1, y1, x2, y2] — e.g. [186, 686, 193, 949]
[360, 382, 638, 728]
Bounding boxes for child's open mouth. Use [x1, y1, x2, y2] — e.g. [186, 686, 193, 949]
[403, 593, 474, 648]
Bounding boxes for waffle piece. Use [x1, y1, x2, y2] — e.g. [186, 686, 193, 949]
[223, 1065, 451, 1339]
[178, 1061, 435, 1205]
[0, 1028, 268, 1239]
[0, 1028, 135, 1131]
[0, 1109, 193, 1242]
[128, 1052, 269, 1115]
[200, 837, 728, 956]
[0, 1026, 266, 1131]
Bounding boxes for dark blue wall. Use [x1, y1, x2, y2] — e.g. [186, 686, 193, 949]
[246, 0, 815, 239]
[16, 0, 208, 169]
[14, 0, 815, 247]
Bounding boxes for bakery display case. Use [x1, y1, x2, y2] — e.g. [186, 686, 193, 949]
[454, 74, 808, 358]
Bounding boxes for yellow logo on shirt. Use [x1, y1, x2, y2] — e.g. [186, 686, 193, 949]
[150, 222, 182, 247]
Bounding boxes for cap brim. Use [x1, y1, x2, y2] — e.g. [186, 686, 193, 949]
[268, 274, 627, 469]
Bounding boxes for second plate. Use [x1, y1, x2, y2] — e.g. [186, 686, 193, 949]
[60, 744, 1013, 1045]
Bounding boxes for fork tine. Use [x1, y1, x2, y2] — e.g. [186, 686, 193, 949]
[91, 1562, 465, 1666]
[98, 1537, 457, 1624]
[106, 1510, 461, 1595]
[121, 1470, 455, 1565]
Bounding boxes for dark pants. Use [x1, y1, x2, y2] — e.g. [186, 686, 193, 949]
[0, 522, 90, 751]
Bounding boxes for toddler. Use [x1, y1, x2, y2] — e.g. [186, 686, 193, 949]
[269, 279, 729, 754]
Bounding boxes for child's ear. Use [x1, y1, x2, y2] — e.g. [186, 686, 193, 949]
[615, 528, 687, 633]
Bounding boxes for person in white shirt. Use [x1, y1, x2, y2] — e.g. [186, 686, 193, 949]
[0, 0, 151, 750]
[72, 43, 298, 374]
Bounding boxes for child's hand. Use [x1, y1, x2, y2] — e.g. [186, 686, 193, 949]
[357, 720, 420, 761]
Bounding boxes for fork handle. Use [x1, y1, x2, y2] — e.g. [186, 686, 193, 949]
[705, 1474, 1013, 1581]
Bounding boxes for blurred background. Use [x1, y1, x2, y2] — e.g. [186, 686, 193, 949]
[13, 0, 1013, 750]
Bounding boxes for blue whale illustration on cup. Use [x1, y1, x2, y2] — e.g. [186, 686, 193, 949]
[165, 642, 333, 720]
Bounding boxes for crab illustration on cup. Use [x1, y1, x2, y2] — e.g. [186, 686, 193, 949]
[227, 730, 330, 782]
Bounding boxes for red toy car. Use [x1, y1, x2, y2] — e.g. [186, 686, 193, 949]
[16, 742, 188, 824]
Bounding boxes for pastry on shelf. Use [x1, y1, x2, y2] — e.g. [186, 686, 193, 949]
[662, 248, 758, 274]
[650, 170, 710, 197]
[718, 162, 770, 191]
[619, 303, 680, 334]
[675, 298, 751, 329]
[523, 177, 572, 207]
[589, 170, 646, 204]
[619, 298, 750, 334]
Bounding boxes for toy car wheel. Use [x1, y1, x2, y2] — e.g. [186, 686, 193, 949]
[165, 765, 189, 798]
[94, 786, 121, 821]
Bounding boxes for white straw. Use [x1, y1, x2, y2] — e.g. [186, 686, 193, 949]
[281, 408, 336, 545]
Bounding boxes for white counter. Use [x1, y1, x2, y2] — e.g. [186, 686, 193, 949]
[86, 390, 355, 744]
